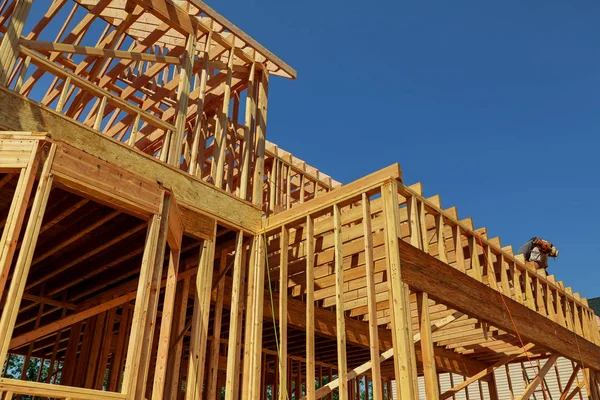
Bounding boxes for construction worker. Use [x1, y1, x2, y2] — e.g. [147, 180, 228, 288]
[517, 237, 559, 271]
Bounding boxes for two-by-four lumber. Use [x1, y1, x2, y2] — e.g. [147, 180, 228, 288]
[0, 143, 55, 365]
[516, 354, 560, 400]
[251, 70, 269, 206]
[362, 193, 383, 400]
[121, 191, 170, 400]
[241, 234, 267, 399]
[185, 226, 217, 400]
[224, 231, 246, 400]
[418, 292, 439, 400]
[560, 364, 582, 400]
[0, 139, 39, 302]
[381, 180, 418, 398]
[167, 33, 196, 167]
[333, 204, 348, 400]
[306, 215, 316, 400]
[277, 225, 289, 400]
[150, 195, 184, 400]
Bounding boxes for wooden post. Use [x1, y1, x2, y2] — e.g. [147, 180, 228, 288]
[185, 226, 217, 400]
[206, 250, 227, 399]
[248, 234, 267, 399]
[0, 0, 34, 86]
[333, 204, 348, 400]
[306, 215, 316, 400]
[279, 226, 289, 400]
[121, 192, 171, 400]
[151, 221, 183, 400]
[0, 143, 55, 365]
[212, 46, 235, 188]
[224, 231, 246, 400]
[487, 373, 500, 400]
[381, 181, 418, 399]
[0, 140, 39, 301]
[361, 193, 383, 400]
[108, 305, 131, 391]
[252, 69, 269, 205]
[168, 33, 196, 167]
[164, 277, 190, 400]
[239, 63, 257, 200]
[189, 32, 212, 177]
[417, 292, 439, 399]
[242, 237, 257, 397]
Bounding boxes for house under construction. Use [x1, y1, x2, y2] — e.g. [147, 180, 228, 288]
[0, 0, 599, 399]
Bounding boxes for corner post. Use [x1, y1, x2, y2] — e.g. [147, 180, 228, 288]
[122, 191, 171, 400]
[381, 180, 418, 399]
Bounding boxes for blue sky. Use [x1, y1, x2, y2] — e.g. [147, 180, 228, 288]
[214, 0, 600, 298]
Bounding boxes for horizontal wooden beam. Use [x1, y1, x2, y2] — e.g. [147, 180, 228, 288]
[0, 378, 125, 400]
[264, 164, 402, 231]
[20, 40, 182, 64]
[398, 238, 600, 371]
[0, 91, 261, 232]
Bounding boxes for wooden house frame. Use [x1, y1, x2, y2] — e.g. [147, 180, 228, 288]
[0, 1, 598, 399]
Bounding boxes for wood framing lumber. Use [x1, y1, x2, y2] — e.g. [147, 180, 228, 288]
[0, 90, 262, 231]
[439, 343, 536, 400]
[560, 364, 582, 400]
[187, 0, 296, 79]
[151, 239, 182, 399]
[186, 232, 217, 400]
[362, 193, 383, 400]
[301, 311, 466, 399]
[19, 39, 182, 64]
[398, 238, 600, 371]
[382, 181, 418, 399]
[122, 192, 170, 400]
[252, 70, 268, 206]
[515, 354, 559, 400]
[278, 225, 289, 400]
[9, 292, 135, 350]
[333, 204, 348, 400]
[264, 164, 402, 230]
[19, 46, 175, 133]
[418, 292, 439, 400]
[0, 139, 39, 302]
[306, 215, 316, 400]
[0, 378, 126, 400]
[0, 0, 33, 86]
[0, 143, 55, 364]
[224, 232, 246, 400]
[167, 33, 195, 167]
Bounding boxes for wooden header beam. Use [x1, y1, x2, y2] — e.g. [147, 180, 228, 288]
[0, 89, 261, 232]
[398, 238, 600, 371]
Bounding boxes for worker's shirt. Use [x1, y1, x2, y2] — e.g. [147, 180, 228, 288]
[517, 238, 549, 268]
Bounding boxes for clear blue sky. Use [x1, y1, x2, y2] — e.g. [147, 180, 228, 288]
[215, 0, 600, 298]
